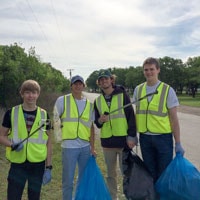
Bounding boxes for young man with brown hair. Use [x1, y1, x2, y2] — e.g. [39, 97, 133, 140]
[0, 79, 52, 200]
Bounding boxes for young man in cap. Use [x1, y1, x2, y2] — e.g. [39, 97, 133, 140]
[53, 75, 96, 200]
[94, 69, 137, 200]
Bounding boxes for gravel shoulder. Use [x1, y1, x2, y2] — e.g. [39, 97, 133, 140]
[178, 105, 200, 116]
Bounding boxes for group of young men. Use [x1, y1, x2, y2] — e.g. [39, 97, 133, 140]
[0, 57, 184, 200]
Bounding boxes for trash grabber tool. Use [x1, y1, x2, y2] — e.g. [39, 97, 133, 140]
[11, 120, 51, 151]
[104, 90, 158, 115]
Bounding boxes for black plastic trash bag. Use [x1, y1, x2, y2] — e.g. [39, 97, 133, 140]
[75, 155, 112, 200]
[122, 148, 156, 200]
[155, 153, 200, 200]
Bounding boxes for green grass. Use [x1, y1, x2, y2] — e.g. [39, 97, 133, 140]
[1, 93, 199, 199]
[0, 130, 126, 200]
[178, 93, 200, 107]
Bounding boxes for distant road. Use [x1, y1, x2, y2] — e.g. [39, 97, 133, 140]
[84, 92, 200, 170]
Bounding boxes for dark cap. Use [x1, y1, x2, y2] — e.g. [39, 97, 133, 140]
[71, 75, 84, 85]
[98, 69, 112, 79]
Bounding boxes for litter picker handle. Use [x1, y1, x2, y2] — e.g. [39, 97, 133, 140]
[11, 122, 47, 151]
[103, 90, 158, 115]
[104, 112, 109, 115]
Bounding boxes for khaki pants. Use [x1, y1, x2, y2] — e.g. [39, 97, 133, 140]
[103, 148, 123, 200]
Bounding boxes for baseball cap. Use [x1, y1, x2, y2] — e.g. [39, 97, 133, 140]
[98, 69, 112, 79]
[71, 75, 84, 85]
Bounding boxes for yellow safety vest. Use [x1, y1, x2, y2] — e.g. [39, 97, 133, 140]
[96, 93, 128, 138]
[136, 82, 171, 134]
[6, 105, 48, 163]
[61, 94, 93, 141]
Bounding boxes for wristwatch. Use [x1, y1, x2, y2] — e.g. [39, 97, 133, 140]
[46, 165, 53, 170]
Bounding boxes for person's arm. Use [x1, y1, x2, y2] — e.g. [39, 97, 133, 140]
[123, 91, 138, 148]
[167, 87, 184, 155]
[53, 97, 64, 142]
[89, 123, 96, 156]
[168, 107, 180, 143]
[0, 126, 12, 147]
[0, 110, 12, 147]
[45, 129, 52, 167]
[94, 100, 104, 128]
[167, 87, 181, 144]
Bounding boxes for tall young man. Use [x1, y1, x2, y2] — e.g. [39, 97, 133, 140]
[133, 57, 185, 183]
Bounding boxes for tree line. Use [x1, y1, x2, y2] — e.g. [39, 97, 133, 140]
[1, 43, 200, 110]
[86, 56, 200, 95]
[0, 43, 70, 110]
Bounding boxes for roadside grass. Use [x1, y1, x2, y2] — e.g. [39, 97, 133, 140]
[1, 92, 199, 199]
[178, 93, 200, 107]
[0, 127, 126, 200]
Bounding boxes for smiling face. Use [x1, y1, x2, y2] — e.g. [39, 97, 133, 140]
[21, 90, 39, 106]
[71, 81, 84, 98]
[98, 76, 113, 90]
[20, 80, 40, 108]
[142, 58, 160, 86]
[143, 63, 160, 86]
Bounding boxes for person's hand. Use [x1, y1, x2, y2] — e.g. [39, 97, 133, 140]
[175, 142, 185, 156]
[11, 142, 24, 152]
[127, 136, 138, 149]
[98, 114, 109, 124]
[43, 169, 52, 185]
[91, 148, 97, 157]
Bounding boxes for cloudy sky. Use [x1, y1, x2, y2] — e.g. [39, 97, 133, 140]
[1, 0, 200, 80]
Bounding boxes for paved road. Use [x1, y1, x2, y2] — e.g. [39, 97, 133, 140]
[178, 112, 200, 169]
[84, 92, 200, 170]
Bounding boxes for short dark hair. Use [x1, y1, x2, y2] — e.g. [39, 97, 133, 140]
[143, 57, 160, 69]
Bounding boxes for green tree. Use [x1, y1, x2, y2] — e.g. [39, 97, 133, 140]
[86, 70, 99, 92]
[125, 66, 144, 92]
[159, 57, 185, 93]
[185, 56, 200, 91]
[0, 43, 70, 108]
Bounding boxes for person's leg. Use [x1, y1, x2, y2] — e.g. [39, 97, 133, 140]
[62, 148, 79, 200]
[7, 163, 27, 200]
[154, 134, 173, 179]
[27, 161, 45, 200]
[103, 148, 118, 200]
[117, 148, 123, 174]
[139, 134, 158, 182]
[77, 145, 90, 188]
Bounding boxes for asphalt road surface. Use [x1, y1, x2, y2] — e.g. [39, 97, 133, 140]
[84, 92, 200, 170]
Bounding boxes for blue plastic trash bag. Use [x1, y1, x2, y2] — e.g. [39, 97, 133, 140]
[122, 148, 156, 200]
[155, 153, 200, 200]
[75, 156, 111, 200]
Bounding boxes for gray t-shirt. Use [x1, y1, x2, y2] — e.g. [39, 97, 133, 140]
[54, 95, 94, 148]
[133, 81, 179, 135]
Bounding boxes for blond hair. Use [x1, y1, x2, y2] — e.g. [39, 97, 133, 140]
[20, 80, 41, 95]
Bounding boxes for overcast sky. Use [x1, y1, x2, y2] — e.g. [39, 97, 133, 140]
[1, 0, 200, 80]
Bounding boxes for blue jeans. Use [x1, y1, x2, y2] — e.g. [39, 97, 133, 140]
[62, 145, 90, 200]
[139, 134, 173, 183]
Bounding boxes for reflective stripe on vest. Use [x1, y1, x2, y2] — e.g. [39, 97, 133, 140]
[61, 94, 93, 141]
[96, 93, 128, 138]
[13, 106, 47, 144]
[6, 105, 48, 163]
[136, 82, 171, 134]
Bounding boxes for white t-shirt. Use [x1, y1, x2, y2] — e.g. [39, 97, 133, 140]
[133, 81, 179, 135]
[54, 95, 94, 148]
